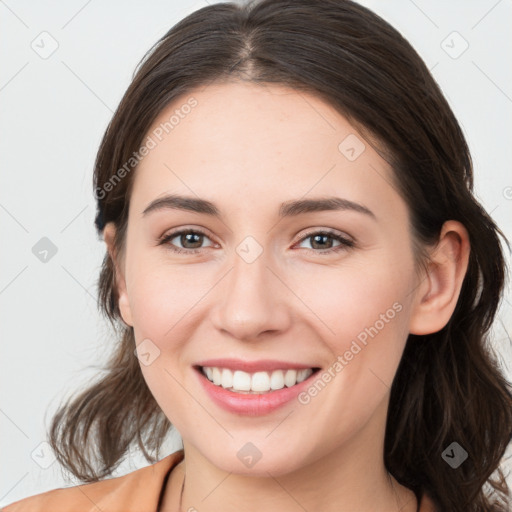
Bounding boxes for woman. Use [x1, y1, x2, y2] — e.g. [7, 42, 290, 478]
[3, 0, 511, 511]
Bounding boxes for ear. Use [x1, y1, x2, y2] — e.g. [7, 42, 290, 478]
[103, 222, 134, 327]
[409, 220, 470, 335]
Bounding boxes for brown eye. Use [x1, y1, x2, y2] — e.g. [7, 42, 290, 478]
[159, 229, 214, 254]
[176, 232, 204, 249]
[296, 230, 354, 254]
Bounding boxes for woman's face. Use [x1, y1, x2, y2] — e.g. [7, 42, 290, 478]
[111, 80, 425, 475]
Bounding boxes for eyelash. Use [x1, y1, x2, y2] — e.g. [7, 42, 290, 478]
[157, 228, 355, 255]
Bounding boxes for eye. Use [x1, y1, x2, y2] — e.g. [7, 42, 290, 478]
[158, 228, 355, 255]
[295, 229, 355, 254]
[158, 228, 215, 254]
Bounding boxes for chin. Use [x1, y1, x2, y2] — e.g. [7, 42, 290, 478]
[200, 442, 306, 477]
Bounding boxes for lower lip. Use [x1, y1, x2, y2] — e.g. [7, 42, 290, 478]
[194, 367, 320, 416]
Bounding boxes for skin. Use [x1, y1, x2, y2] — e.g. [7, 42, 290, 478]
[103, 80, 470, 512]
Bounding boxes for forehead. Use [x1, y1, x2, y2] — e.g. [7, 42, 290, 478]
[140, 80, 349, 168]
[130, 80, 403, 220]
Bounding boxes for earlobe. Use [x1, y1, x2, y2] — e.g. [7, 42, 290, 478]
[409, 221, 470, 335]
[103, 222, 134, 327]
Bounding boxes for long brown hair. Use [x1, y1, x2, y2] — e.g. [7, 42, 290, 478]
[48, 1, 512, 510]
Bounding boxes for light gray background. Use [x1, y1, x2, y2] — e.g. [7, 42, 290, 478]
[1, 0, 511, 506]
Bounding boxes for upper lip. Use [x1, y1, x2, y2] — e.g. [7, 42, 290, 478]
[195, 358, 320, 373]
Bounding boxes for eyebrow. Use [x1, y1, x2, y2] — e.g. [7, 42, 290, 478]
[142, 194, 376, 220]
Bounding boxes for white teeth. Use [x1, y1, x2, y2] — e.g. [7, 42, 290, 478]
[212, 367, 222, 386]
[201, 366, 314, 393]
[270, 370, 284, 390]
[251, 371, 270, 392]
[221, 368, 233, 389]
[296, 368, 311, 383]
[233, 370, 252, 391]
[284, 369, 297, 387]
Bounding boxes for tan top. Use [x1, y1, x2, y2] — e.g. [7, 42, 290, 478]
[1, 449, 437, 511]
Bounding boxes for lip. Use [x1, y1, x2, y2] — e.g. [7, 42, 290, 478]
[195, 358, 317, 373]
[194, 365, 321, 416]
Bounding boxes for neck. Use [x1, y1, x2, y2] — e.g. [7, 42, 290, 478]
[162, 400, 418, 512]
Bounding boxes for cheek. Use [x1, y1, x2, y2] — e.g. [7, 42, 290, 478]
[127, 262, 200, 426]
[289, 255, 413, 343]
[126, 254, 212, 343]
[288, 255, 415, 411]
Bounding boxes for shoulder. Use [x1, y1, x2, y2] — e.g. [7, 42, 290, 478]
[1, 450, 184, 512]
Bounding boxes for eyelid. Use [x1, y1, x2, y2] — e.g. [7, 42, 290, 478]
[158, 225, 356, 256]
[293, 227, 354, 245]
[159, 225, 215, 241]
[158, 226, 217, 250]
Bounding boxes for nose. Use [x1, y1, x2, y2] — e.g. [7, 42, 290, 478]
[210, 247, 292, 342]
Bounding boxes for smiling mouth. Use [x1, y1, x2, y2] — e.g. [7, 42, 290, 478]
[194, 365, 321, 394]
